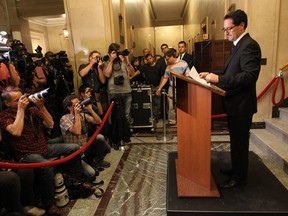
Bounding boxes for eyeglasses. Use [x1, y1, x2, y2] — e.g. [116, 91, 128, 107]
[222, 25, 237, 32]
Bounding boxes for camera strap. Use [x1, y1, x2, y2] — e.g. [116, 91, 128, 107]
[29, 113, 39, 139]
[112, 62, 122, 76]
[81, 112, 89, 135]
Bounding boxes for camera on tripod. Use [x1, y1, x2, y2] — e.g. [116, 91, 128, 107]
[28, 88, 50, 101]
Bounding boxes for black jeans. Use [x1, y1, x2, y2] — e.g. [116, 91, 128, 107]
[0, 170, 34, 214]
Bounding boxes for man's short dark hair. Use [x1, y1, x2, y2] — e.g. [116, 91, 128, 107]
[161, 44, 168, 49]
[89, 50, 101, 58]
[178, 41, 187, 46]
[165, 48, 177, 58]
[78, 84, 89, 95]
[224, 9, 248, 29]
[108, 43, 120, 54]
[62, 94, 76, 114]
[145, 53, 153, 59]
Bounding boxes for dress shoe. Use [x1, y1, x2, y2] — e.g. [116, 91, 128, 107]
[220, 169, 233, 176]
[219, 179, 247, 188]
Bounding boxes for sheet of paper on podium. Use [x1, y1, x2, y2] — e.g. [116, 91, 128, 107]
[187, 66, 211, 87]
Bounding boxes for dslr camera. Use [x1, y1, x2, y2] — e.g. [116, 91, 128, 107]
[79, 98, 91, 106]
[114, 75, 124, 85]
[28, 88, 50, 101]
[117, 49, 129, 56]
[96, 55, 109, 62]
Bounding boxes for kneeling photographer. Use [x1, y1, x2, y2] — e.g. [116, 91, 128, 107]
[103, 43, 135, 149]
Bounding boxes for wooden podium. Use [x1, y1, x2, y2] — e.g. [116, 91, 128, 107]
[171, 72, 226, 197]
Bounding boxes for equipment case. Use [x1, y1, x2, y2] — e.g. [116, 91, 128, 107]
[130, 85, 154, 131]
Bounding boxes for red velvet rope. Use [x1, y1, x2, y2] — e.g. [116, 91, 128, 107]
[272, 77, 285, 106]
[0, 101, 114, 169]
[212, 76, 286, 119]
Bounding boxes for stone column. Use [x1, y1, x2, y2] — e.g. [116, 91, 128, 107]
[63, 0, 113, 91]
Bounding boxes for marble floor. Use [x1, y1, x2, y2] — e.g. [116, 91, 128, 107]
[61, 125, 288, 216]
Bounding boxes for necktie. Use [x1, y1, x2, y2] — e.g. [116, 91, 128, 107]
[230, 44, 236, 55]
[180, 54, 183, 60]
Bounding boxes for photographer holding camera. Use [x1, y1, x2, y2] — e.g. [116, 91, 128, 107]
[0, 86, 89, 215]
[0, 62, 20, 91]
[103, 43, 135, 124]
[78, 50, 107, 116]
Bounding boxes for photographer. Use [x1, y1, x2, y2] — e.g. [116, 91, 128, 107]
[0, 86, 88, 215]
[78, 50, 106, 116]
[8, 40, 43, 94]
[42, 51, 74, 138]
[0, 62, 20, 90]
[103, 43, 135, 124]
[60, 94, 111, 172]
[0, 62, 20, 112]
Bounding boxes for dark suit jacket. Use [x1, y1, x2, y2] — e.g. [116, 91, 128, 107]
[217, 33, 261, 116]
[181, 53, 194, 69]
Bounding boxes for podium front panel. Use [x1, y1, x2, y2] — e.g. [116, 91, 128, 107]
[175, 77, 219, 197]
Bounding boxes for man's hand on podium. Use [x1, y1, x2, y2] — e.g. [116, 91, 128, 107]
[199, 72, 219, 84]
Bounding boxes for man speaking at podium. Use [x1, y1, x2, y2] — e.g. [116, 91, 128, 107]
[199, 9, 261, 188]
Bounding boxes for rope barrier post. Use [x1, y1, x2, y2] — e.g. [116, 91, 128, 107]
[157, 89, 173, 142]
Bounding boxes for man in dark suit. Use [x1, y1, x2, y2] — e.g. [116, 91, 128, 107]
[199, 9, 261, 188]
[178, 41, 194, 69]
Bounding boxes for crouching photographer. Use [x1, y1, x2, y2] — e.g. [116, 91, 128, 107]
[0, 86, 89, 215]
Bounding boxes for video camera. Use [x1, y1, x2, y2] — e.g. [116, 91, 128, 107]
[50, 51, 69, 63]
[0, 46, 17, 62]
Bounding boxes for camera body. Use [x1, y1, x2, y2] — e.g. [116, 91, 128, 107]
[28, 88, 49, 101]
[80, 98, 91, 106]
[114, 75, 125, 85]
[96, 55, 109, 62]
[117, 49, 129, 56]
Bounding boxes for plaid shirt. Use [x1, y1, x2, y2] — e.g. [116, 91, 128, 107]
[0, 107, 48, 161]
[60, 113, 88, 146]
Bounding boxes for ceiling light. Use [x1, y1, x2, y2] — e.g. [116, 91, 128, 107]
[63, 28, 69, 39]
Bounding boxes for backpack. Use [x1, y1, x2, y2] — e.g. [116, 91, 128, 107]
[63, 174, 104, 199]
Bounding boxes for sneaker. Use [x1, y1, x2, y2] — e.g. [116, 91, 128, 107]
[24, 206, 46, 216]
[95, 160, 111, 168]
[168, 119, 176, 125]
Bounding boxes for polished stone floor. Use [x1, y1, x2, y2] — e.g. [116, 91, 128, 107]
[62, 126, 288, 216]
